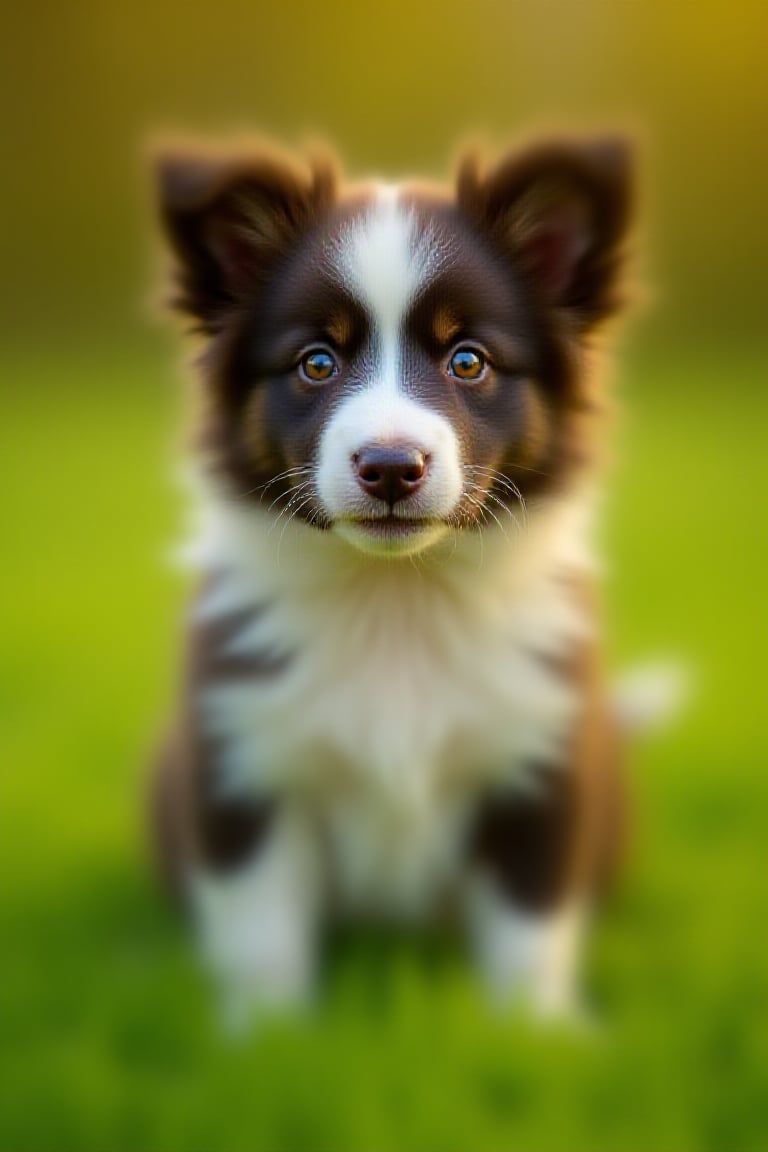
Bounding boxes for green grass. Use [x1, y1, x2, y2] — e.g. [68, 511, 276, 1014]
[2, 345, 766, 1152]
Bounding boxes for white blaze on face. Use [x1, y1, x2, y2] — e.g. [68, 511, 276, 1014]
[316, 189, 463, 554]
[339, 187, 422, 397]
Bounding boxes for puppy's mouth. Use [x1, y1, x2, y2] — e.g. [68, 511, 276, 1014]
[334, 513, 449, 556]
[354, 513, 434, 529]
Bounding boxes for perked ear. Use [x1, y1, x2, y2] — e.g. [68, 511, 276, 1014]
[457, 137, 633, 329]
[154, 143, 337, 331]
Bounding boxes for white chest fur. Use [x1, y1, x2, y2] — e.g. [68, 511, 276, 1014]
[186, 490, 595, 916]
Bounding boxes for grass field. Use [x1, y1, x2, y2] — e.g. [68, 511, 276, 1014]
[2, 344, 766, 1152]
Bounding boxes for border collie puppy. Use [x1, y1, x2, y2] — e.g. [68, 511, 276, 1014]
[152, 136, 632, 1025]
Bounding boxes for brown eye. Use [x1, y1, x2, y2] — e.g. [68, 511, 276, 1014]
[448, 346, 486, 381]
[300, 349, 338, 383]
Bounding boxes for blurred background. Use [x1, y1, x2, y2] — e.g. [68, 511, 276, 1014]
[2, 2, 766, 1150]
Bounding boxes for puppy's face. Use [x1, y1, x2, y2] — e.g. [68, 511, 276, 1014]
[157, 140, 631, 556]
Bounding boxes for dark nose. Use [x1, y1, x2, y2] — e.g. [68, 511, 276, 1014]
[354, 444, 427, 506]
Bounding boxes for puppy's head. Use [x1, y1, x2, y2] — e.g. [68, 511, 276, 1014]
[156, 137, 632, 557]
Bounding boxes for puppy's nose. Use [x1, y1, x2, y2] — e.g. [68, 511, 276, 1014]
[354, 444, 427, 506]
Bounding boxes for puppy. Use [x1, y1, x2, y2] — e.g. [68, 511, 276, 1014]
[151, 136, 632, 1025]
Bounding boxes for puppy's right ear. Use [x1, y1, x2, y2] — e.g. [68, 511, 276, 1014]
[457, 137, 633, 331]
[154, 145, 336, 332]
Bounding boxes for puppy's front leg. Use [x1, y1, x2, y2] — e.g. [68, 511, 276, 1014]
[151, 596, 324, 1029]
[192, 807, 322, 1030]
[464, 616, 625, 1018]
[465, 704, 622, 1018]
[465, 771, 588, 1018]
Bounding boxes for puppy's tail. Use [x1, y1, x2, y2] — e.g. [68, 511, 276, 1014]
[611, 660, 689, 735]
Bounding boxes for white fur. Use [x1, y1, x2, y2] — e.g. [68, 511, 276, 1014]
[331, 186, 450, 381]
[612, 660, 688, 732]
[466, 874, 586, 1016]
[316, 388, 464, 549]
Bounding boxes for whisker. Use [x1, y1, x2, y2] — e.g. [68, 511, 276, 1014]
[472, 482, 525, 534]
[267, 478, 313, 517]
[277, 493, 319, 563]
[465, 488, 509, 540]
[464, 465, 529, 528]
[465, 465, 517, 490]
[495, 460, 552, 477]
[239, 465, 313, 501]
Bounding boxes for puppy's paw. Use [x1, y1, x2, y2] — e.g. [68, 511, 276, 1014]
[467, 875, 587, 1024]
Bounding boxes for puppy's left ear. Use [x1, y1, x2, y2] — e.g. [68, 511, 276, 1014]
[457, 138, 633, 330]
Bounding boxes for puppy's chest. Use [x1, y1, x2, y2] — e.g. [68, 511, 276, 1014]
[198, 522, 590, 909]
[201, 529, 584, 792]
[308, 587, 578, 781]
